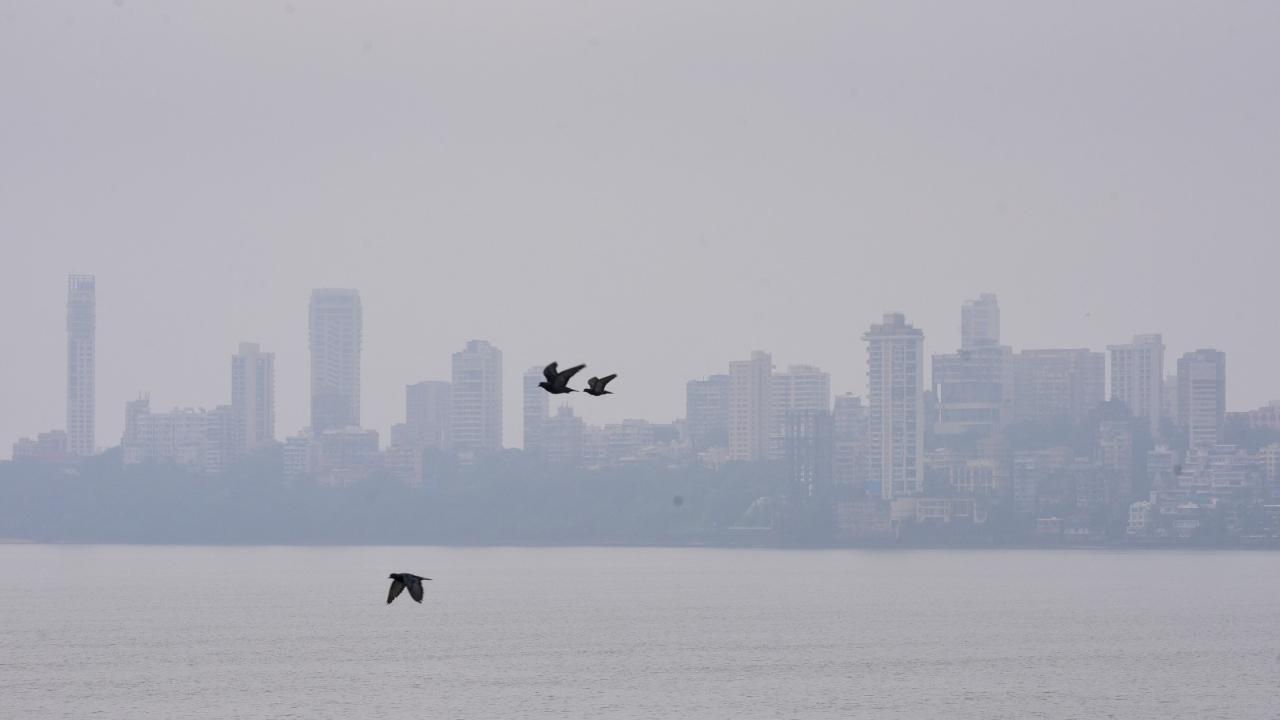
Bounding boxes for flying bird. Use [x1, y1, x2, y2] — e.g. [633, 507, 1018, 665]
[539, 362, 586, 394]
[387, 573, 432, 604]
[584, 374, 617, 396]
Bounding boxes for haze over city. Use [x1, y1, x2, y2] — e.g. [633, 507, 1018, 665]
[4, 1, 1280, 456]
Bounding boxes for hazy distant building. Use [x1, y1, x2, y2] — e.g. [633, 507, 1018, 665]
[231, 342, 275, 455]
[383, 441, 426, 487]
[1177, 349, 1226, 448]
[581, 425, 608, 469]
[202, 405, 237, 475]
[12, 430, 68, 462]
[604, 419, 658, 465]
[283, 432, 315, 479]
[865, 313, 924, 499]
[123, 401, 232, 474]
[314, 427, 380, 484]
[523, 366, 550, 455]
[309, 289, 362, 432]
[1098, 419, 1134, 479]
[729, 351, 773, 462]
[785, 409, 834, 503]
[66, 274, 96, 456]
[132, 407, 209, 468]
[931, 344, 1013, 437]
[961, 293, 999, 350]
[1162, 373, 1179, 428]
[122, 393, 150, 447]
[450, 340, 503, 453]
[404, 380, 451, 450]
[1229, 401, 1280, 433]
[770, 365, 831, 460]
[543, 405, 585, 466]
[832, 393, 868, 489]
[1259, 444, 1280, 495]
[686, 374, 730, 450]
[1013, 349, 1105, 424]
[1109, 334, 1165, 438]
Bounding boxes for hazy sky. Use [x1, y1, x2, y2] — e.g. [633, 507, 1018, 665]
[3, 1, 1279, 456]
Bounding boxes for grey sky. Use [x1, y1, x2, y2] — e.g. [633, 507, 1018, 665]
[2, 1, 1278, 456]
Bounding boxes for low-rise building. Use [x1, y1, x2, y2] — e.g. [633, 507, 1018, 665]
[12, 430, 69, 462]
[1127, 500, 1153, 536]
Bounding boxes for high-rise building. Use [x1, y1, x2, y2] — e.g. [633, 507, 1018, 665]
[931, 344, 1014, 437]
[865, 313, 924, 499]
[1012, 349, 1106, 424]
[1109, 334, 1165, 438]
[961, 293, 999, 350]
[66, 274, 95, 456]
[309, 289, 362, 432]
[832, 393, 868, 489]
[231, 342, 275, 455]
[728, 351, 773, 462]
[450, 340, 503, 453]
[405, 380, 451, 450]
[770, 365, 831, 459]
[1177, 349, 1226, 448]
[686, 374, 730, 450]
[523, 366, 550, 454]
[785, 409, 834, 503]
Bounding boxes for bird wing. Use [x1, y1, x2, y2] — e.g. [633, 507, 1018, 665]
[557, 364, 586, 386]
[598, 374, 617, 388]
[407, 578, 424, 603]
[543, 362, 558, 383]
[387, 579, 405, 604]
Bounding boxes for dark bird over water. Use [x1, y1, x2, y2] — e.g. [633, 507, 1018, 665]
[539, 362, 586, 394]
[584, 374, 617, 396]
[387, 573, 432, 604]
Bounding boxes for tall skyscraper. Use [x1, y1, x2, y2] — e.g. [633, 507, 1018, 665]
[231, 342, 275, 454]
[450, 340, 503, 453]
[1108, 334, 1164, 438]
[865, 313, 924, 500]
[1177, 349, 1226, 448]
[770, 365, 831, 459]
[728, 351, 773, 462]
[686, 374, 730, 450]
[66, 274, 95, 456]
[961, 293, 999, 350]
[309, 289, 362, 432]
[405, 380, 452, 450]
[1012, 349, 1106, 424]
[523, 366, 549, 454]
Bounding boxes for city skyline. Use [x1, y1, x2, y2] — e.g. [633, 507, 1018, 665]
[13, 277, 1278, 548]
[5, 276, 1278, 459]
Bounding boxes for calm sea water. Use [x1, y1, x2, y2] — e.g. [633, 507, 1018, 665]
[1, 546, 1277, 719]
